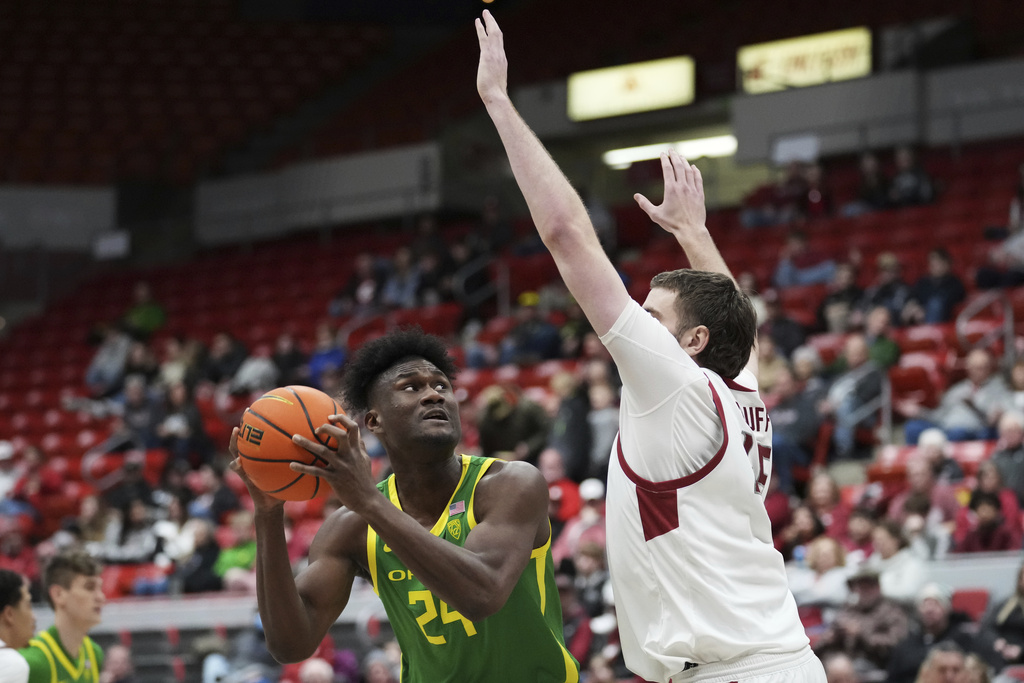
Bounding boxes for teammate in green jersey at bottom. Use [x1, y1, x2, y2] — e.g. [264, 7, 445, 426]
[230, 328, 579, 683]
[20, 551, 105, 683]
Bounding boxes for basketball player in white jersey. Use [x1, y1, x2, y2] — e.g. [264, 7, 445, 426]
[477, 11, 825, 682]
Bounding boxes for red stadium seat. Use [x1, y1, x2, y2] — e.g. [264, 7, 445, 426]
[951, 588, 990, 622]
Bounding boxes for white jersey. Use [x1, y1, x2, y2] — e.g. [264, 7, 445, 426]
[0, 636, 29, 683]
[600, 301, 808, 683]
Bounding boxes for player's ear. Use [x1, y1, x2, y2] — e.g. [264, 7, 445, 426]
[48, 584, 64, 608]
[364, 409, 382, 434]
[682, 325, 710, 357]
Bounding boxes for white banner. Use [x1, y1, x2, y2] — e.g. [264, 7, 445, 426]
[739, 27, 872, 94]
[568, 56, 695, 121]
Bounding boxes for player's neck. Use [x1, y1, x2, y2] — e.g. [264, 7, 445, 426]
[53, 612, 90, 659]
[391, 454, 462, 519]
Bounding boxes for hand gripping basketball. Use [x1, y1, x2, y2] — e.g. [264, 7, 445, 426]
[290, 413, 379, 512]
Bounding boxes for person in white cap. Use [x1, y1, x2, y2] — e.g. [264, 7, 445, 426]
[886, 583, 999, 681]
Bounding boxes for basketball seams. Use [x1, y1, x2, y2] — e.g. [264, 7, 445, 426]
[288, 386, 328, 447]
[244, 406, 329, 466]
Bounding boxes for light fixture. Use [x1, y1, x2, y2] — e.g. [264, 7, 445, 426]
[602, 135, 738, 169]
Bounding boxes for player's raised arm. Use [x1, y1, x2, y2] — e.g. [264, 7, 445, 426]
[230, 429, 361, 663]
[635, 150, 733, 283]
[636, 150, 762, 378]
[476, 10, 629, 336]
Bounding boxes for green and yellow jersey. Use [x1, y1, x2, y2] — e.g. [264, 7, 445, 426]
[19, 626, 103, 683]
[367, 454, 579, 683]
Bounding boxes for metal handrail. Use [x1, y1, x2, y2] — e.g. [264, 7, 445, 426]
[955, 290, 1014, 366]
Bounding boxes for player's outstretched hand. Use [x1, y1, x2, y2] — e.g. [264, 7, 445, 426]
[475, 9, 508, 106]
[228, 427, 285, 513]
[634, 150, 707, 241]
[290, 413, 378, 512]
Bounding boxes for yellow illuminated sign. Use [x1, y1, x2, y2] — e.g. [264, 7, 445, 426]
[738, 27, 872, 94]
[567, 56, 695, 122]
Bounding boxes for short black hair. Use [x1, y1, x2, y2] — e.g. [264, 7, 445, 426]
[970, 490, 1002, 512]
[0, 568, 25, 611]
[649, 269, 756, 380]
[341, 327, 459, 413]
[43, 550, 102, 609]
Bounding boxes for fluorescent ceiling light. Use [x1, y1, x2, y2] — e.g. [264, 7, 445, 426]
[602, 135, 737, 169]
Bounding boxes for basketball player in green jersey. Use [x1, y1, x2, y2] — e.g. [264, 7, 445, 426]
[230, 328, 579, 683]
[20, 551, 105, 683]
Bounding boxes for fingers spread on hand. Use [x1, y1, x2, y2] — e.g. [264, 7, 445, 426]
[289, 462, 322, 477]
[634, 192, 656, 216]
[315, 423, 348, 443]
[292, 434, 328, 461]
[229, 426, 239, 453]
[660, 152, 676, 184]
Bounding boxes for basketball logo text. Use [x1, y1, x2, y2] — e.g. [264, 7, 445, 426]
[242, 424, 265, 446]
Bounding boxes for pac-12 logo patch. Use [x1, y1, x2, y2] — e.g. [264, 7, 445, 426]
[446, 519, 462, 540]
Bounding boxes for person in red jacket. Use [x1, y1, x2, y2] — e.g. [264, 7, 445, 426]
[956, 491, 1022, 554]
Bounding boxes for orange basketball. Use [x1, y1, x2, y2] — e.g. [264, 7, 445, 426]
[237, 385, 344, 501]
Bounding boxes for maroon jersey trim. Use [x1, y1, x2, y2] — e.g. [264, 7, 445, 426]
[723, 376, 755, 392]
[615, 379, 730, 493]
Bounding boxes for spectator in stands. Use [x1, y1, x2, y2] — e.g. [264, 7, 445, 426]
[887, 584, 1000, 682]
[307, 323, 347, 392]
[738, 271, 768, 326]
[861, 306, 902, 370]
[1010, 162, 1024, 234]
[768, 365, 822, 494]
[105, 457, 155, 511]
[9, 445, 62, 518]
[954, 460, 1022, 550]
[76, 494, 118, 545]
[902, 248, 967, 325]
[121, 281, 166, 341]
[573, 540, 610, 619]
[773, 230, 837, 289]
[380, 246, 421, 309]
[157, 335, 202, 389]
[757, 336, 789, 398]
[296, 658, 333, 683]
[889, 146, 935, 207]
[963, 653, 991, 683]
[585, 382, 618, 482]
[955, 490, 1021, 553]
[84, 323, 132, 398]
[330, 251, 386, 318]
[1008, 360, 1024, 414]
[741, 161, 810, 228]
[764, 474, 792, 550]
[814, 565, 909, 679]
[447, 238, 493, 324]
[88, 497, 159, 565]
[271, 332, 308, 387]
[201, 332, 248, 386]
[820, 334, 883, 459]
[911, 641, 967, 683]
[415, 249, 453, 307]
[821, 652, 862, 683]
[817, 262, 863, 334]
[983, 562, 1024, 667]
[538, 447, 580, 540]
[787, 535, 850, 609]
[887, 455, 961, 530]
[215, 510, 257, 593]
[917, 428, 965, 484]
[792, 345, 829, 403]
[852, 252, 911, 328]
[993, 411, 1024, 505]
[178, 518, 222, 593]
[546, 371, 592, 483]
[760, 289, 807, 359]
[122, 341, 160, 387]
[0, 525, 38, 591]
[840, 152, 890, 217]
[476, 383, 551, 465]
[86, 375, 163, 457]
[0, 442, 18, 509]
[157, 381, 213, 468]
[808, 472, 853, 540]
[901, 348, 1010, 444]
[842, 507, 877, 566]
[498, 291, 562, 366]
[187, 463, 240, 525]
[152, 493, 196, 570]
[99, 643, 135, 683]
[552, 478, 607, 568]
[976, 218, 1024, 289]
[867, 519, 929, 604]
[556, 572, 594, 667]
[778, 504, 826, 563]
